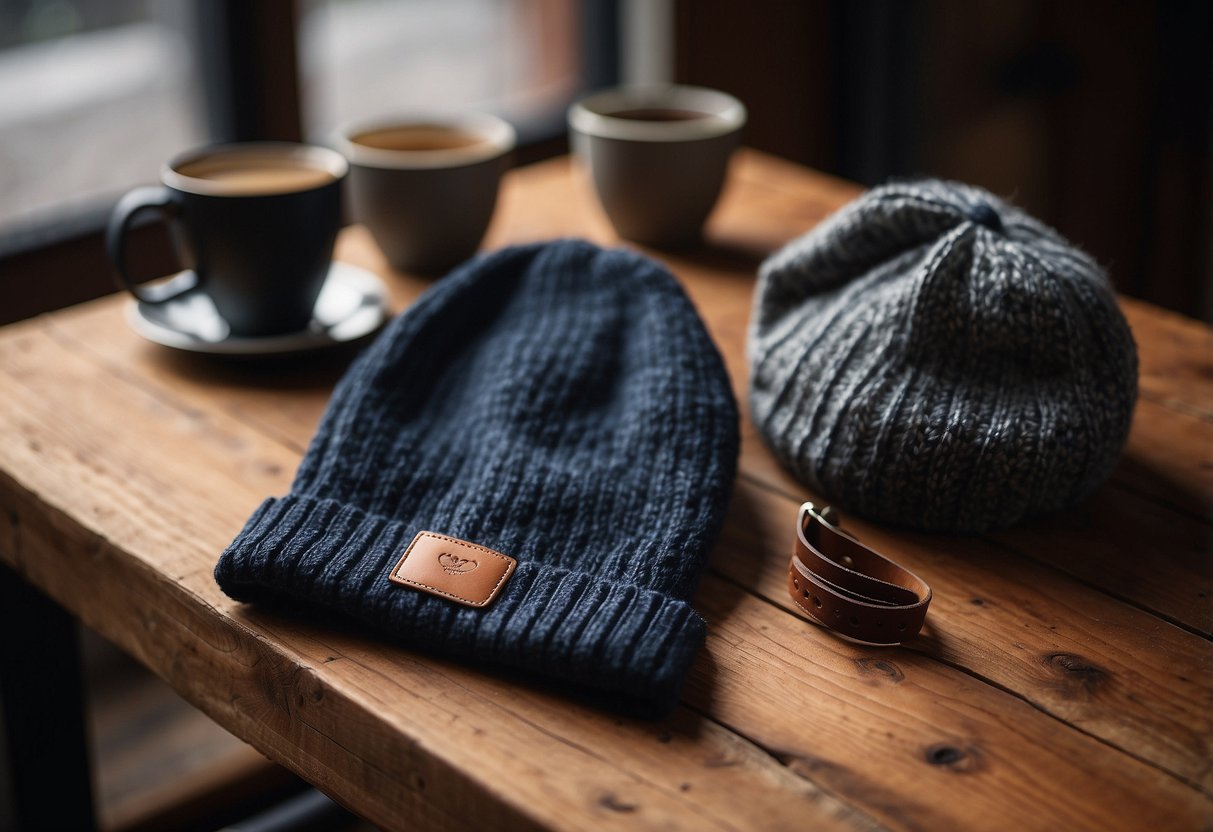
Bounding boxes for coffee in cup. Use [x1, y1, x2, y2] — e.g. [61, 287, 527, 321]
[604, 108, 710, 122]
[336, 114, 516, 274]
[172, 154, 339, 194]
[107, 142, 348, 336]
[348, 125, 488, 152]
[568, 86, 746, 248]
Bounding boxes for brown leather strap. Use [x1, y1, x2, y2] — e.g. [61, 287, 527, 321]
[786, 503, 931, 645]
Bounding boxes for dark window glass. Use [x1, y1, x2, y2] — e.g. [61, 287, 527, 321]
[0, 0, 205, 229]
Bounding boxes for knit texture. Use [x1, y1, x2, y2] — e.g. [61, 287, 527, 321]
[216, 239, 739, 715]
[748, 180, 1138, 533]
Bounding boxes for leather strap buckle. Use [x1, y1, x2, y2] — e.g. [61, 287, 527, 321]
[787, 502, 931, 645]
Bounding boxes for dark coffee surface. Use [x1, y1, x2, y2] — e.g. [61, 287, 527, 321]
[606, 108, 713, 122]
[352, 125, 487, 152]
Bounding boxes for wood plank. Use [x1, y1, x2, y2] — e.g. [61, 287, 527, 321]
[90, 664, 293, 832]
[0, 316, 868, 832]
[28, 156, 1213, 790]
[1116, 397, 1213, 520]
[51, 289, 1213, 650]
[991, 476, 1213, 635]
[1122, 297, 1213, 422]
[685, 577, 1210, 832]
[48, 290, 1213, 789]
[2, 324, 1208, 830]
[4, 150, 1212, 831]
[715, 479, 1213, 793]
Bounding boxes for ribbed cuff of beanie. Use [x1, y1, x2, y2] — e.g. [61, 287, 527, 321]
[215, 495, 707, 715]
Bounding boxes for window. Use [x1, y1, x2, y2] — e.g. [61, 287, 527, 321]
[0, 0, 205, 230]
[300, 0, 582, 141]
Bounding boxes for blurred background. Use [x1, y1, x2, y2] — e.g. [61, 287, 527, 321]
[0, 0, 1208, 828]
[0, 0, 1209, 326]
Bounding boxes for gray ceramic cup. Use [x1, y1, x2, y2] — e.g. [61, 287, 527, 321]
[569, 85, 746, 248]
[336, 113, 515, 274]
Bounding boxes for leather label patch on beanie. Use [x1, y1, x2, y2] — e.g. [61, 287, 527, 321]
[389, 531, 516, 608]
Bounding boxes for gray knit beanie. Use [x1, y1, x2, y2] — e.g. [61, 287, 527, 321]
[748, 179, 1138, 533]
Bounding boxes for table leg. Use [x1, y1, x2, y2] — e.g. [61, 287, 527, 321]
[0, 565, 97, 831]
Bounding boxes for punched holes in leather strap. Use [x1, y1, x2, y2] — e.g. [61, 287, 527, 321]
[786, 503, 931, 645]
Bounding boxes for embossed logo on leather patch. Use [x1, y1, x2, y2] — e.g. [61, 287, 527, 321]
[388, 531, 516, 608]
[438, 552, 478, 574]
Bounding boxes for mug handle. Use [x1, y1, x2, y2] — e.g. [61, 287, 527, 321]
[106, 186, 197, 304]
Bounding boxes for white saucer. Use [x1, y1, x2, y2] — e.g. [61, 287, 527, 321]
[125, 262, 389, 355]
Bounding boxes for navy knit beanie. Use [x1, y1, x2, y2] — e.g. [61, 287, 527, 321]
[215, 239, 739, 714]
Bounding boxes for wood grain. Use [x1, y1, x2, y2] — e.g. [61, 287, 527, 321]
[0, 319, 867, 832]
[2, 151, 1211, 831]
[716, 479, 1213, 792]
[42, 225, 1213, 791]
[1116, 397, 1213, 520]
[90, 665, 292, 832]
[2, 324, 1207, 829]
[686, 579, 1209, 831]
[1124, 296, 1213, 422]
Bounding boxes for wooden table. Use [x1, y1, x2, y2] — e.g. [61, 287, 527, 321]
[1, 152, 1210, 831]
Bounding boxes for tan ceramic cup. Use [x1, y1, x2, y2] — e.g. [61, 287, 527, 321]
[336, 113, 516, 274]
[569, 85, 746, 248]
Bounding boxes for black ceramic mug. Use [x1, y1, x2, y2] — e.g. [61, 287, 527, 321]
[107, 142, 349, 336]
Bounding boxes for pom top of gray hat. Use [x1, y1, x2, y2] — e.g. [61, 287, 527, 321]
[748, 180, 1138, 533]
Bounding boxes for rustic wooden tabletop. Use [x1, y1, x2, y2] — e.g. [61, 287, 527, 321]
[1, 151, 1210, 831]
